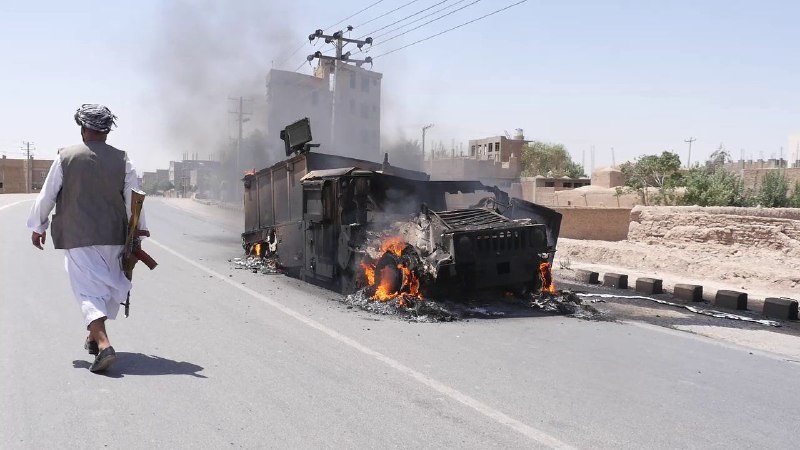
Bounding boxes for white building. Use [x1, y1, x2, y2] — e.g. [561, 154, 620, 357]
[265, 63, 382, 162]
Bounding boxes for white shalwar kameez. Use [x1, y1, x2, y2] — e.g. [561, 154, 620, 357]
[26, 154, 147, 327]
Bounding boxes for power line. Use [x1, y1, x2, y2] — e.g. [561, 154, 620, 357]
[372, 0, 473, 42]
[373, 0, 482, 47]
[373, 0, 528, 59]
[276, 0, 385, 69]
[353, 0, 422, 29]
[323, 0, 387, 31]
[358, 0, 455, 39]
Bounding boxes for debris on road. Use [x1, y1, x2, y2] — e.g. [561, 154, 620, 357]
[576, 293, 781, 327]
[230, 256, 284, 275]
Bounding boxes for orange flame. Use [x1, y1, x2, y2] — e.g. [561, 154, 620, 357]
[360, 260, 375, 286]
[359, 236, 423, 303]
[539, 262, 556, 294]
[373, 265, 399, 300]
[380, 236, 408, 257]
[253, 243, 262, 257]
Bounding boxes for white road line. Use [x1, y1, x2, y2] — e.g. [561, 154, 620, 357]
[149, 238, 573, 449]
[0, 200, 31, 212]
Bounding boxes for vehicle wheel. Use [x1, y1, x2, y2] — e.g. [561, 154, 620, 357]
[373, 252, 403, 295]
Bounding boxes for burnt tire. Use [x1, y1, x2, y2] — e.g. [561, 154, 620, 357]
[373, 252, 403, 295]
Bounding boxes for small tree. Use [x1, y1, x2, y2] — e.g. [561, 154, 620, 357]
[756, 171, 789, 207]
[708, 143, 731, 168]
[789, 181, 800, 208]
[619, 151, 682, 205]
[614, 186, 624, 207]
[521, 141, 585, 178]
[682, 166, 749, 207]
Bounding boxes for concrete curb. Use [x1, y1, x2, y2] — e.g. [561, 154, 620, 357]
[557, 267, 798, 322]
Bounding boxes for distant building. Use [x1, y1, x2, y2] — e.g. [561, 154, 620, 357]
[265, 64, 382, 162]
[508, 175, 592, 206]
[790, 134, 800, 168]
[468, 134, 526, 163]
[169, 159, 221, 197]
[424, 131, 527, 188]
[741, 167, 800, 191]
[142, 169, 172, 193]
[0, 156, 53, 194]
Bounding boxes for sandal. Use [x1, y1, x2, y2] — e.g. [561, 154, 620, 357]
[84, 338, 99, 355]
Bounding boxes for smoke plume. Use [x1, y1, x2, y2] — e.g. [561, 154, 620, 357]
[145, 1, 295, 161]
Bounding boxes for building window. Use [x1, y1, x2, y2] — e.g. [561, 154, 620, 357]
[488, 143, 494, 152]
[361, 77, 370, 93]
[350, 72, 356, 89]
[495, 142, 500, 152]
[544, 181, 555, 188]
[563, 182, 572, 188]
[470, 145, 476, 156]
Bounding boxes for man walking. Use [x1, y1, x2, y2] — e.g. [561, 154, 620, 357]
[27, 104, 148, 373]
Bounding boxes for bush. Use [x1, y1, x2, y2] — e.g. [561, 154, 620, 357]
[756, 171, 789, 207]
[789, 181, 800, 208]
[682, 166, 750, 207]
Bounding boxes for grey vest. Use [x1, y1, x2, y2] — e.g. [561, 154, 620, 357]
[51, 142, 128, 249]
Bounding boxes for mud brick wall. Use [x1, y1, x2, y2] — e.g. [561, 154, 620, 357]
[628, 206, 800, 253]
[553, 207, 632, 241]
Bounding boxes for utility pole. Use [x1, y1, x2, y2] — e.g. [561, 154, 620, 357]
[421, 123, 434, 162]
[22, 141, 34, 193]
[228, 97, 252, 173]
[684, 137, 696, 168]
[306, 28, 373, 150]
[611, 147, 616, 168]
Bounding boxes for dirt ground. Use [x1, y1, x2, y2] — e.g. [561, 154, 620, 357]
[556, 238, 800, 301]
[552, 238, 800, 360]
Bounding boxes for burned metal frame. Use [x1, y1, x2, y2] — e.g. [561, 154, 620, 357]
[242, 151, 562, 296]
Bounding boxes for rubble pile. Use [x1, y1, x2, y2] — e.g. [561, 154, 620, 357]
[531, 290, 605, 320]
[231, 256, 283, 274]
[341, 290, 455, 323]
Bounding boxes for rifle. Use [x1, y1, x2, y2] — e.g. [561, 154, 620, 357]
[121, 188, 158, 317]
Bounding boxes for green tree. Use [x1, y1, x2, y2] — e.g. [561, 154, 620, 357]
[790, 181, 800, 208]
[756, 170, 789, 207]
[520, 141, 585, 178]
[682, 166, 749, 206]
[619, 151, 683, 205]
[708, 143, 732, 168]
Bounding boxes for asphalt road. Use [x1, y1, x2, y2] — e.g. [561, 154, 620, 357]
[2, 194, 798, 449]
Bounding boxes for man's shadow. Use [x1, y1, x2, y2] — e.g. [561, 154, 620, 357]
[73, 352, 206, 379]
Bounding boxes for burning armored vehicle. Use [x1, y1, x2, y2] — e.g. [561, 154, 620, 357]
[242, 119, 562, 300]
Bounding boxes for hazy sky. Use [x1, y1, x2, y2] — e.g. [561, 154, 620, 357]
[1, 0, 798, 173]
